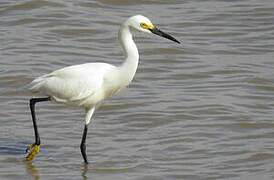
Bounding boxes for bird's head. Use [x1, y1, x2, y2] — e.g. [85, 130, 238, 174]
[125, 15, 180, 44]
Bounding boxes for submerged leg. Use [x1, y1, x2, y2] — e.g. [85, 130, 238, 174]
[80, 107, 95, 164]
[80, 125, 89, 164]
[26, 97, 50, 161]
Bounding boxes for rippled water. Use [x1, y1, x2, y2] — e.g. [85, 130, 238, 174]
[1, 0, 274, 179]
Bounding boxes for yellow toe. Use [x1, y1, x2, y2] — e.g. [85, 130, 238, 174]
[26, 144, 40, 161]
[26, 143, 35, 152]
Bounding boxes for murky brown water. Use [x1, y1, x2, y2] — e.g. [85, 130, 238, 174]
[1, 0, 274, 179]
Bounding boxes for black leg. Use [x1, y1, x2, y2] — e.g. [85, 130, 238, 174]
[26, 97, 50, 161]
[30, 97, 51, 145]
[80, 124, 89, 164]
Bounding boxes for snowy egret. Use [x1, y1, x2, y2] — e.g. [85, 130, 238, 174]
[26, 15, 180, 164]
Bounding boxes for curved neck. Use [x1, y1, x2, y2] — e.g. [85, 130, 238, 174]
[118, 25, 139, 84]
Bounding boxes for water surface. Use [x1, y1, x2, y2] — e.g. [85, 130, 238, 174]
[1, 0, 274, 179]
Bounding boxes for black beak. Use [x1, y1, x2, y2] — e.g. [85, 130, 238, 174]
[149, 27, 180, 44]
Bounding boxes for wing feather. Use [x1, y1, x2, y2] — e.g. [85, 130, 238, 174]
[29, 63, 115, 104]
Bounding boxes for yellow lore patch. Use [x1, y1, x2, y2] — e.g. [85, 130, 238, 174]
[140, 23, 154, 30]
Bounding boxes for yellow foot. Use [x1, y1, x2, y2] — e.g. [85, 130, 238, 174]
[26, 143, 40, 161]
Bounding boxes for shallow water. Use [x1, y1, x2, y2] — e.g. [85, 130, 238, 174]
[1, 0, 274, 179]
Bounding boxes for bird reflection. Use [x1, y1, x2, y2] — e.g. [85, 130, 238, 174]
[25, 160, 40, 180]
[81, 163, 88, 180]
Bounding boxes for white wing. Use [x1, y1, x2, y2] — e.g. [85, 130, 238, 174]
[29, 63, 115, 105]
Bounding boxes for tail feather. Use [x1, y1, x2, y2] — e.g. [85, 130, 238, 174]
[27, 75, 49, 93]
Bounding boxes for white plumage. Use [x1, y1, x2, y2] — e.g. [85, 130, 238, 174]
[30, 63, 117, 107]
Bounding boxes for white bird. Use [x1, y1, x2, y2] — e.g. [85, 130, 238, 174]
[26, 15, 180, 164]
